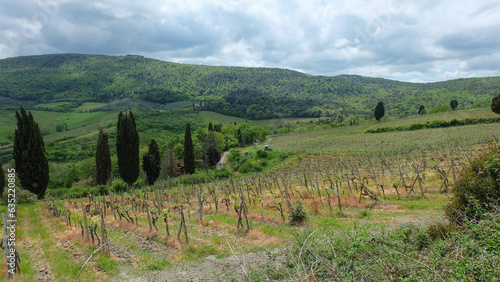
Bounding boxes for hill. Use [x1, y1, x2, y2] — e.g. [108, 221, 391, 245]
[1, 54, 500, 120]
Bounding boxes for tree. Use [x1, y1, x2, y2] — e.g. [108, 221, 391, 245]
[163, 148, 178, 178]
[0, 159, 5, 195]
[142, 138, 161, 185]
[208, 122, 213, 131]
[450, 99, 458, 110]
[205, 133, 221, 167]
[418, 105, 426, 115]
[116, 111, 139, 188]
[96, 126, 111, 185]
[374, 101, 385, 122]
[237, 128, 243, 147]
[13, 106, 49, 199]
[491, 94, 500, 114]
[184, 123, 195, 174]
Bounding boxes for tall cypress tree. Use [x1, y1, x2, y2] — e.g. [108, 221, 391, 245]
[237, 128, 243, 147]
[205, 133, 221, 167]
[96, 126, 111, 185]
[143, 138, 161, 185]
[184, 123, 195, 174]
[13, 106, 49, 199]
[0, 159, 5, 195]
[116, 111, 139, 187]
[374, 101, 385, 122]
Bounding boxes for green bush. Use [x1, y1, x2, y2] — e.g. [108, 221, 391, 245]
[256, 149, 268, 158]
[445, 145, 500, 225]
[111, 179, 128, 193]
[288, 201, 307, 226]
[2, 187, 37, 204]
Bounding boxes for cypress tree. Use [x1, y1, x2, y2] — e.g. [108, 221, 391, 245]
[418, 105, 425, 115]
[237, 128, 243, 147]
[205, 133, 221, 167]
[184, 123, 195, 174]
[116, 111, 139, 188]
[208, 122, 213, 131]
[491, 94, 500, 114]
[13, 106, 49, 199]
[450, 99, 458, 110]
[142, 138, 161, 185]
[0, 159, 5, 195]
[96, 126, 111, 185]
[374, 102, 385, 122]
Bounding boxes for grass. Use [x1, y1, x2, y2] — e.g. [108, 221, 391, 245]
[74, 102, 107, 112]
[266, 121, 498, 156]
[33, 102, 71, 109]
[200, 111, 249, 125]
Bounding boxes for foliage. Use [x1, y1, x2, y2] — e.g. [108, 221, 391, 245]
[142, 138, 161, 185]
[418, 105, 425, 115]
[111, 179, 128, 193]
[283, 218, 500, 281]
[96, 126, 111, 185]
[204, 133, 221, 168]
[116, 111, 139, 187]
[256, 149, 268, 158]
[288, 201, 307, 226]
[13, 106, 49, 199]
[492, 94, 500, 114]
[1, 54, 499, 120]
[374, 101, 385, 122]
[184, 123, 195, 174]
[450, 99, 458, 110]
[162, 148, 178, 178]
[365, 117, 500, 133]
[445, 144, 500, 225]
[2, 186, 37, 204]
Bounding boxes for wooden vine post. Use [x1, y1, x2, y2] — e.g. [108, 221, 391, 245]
[177, 205, 188, 243]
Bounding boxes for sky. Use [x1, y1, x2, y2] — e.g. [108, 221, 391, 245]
[1, 0, 499, 82]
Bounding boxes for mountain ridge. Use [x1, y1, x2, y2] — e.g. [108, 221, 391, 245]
[0, 53, 499, 119]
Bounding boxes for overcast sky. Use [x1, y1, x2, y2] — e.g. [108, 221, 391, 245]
[1, 0, 499, 82]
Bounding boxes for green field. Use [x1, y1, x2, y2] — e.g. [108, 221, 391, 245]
[265, 108, 499, 156]
[74, 102, 107, 112]
[32, 101, 72, 109]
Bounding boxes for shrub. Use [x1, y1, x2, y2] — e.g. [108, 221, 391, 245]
[2, 187, 37, 204]
[111, 179, 128, 193]
[288, 201, 307, 226]
[445, 144, 500, 225]
[256, 149, 268, 158]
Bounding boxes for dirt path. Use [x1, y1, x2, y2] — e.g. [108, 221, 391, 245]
[125, 249, 285, 281]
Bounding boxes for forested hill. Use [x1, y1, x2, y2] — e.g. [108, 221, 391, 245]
[1, 53, 499, 119]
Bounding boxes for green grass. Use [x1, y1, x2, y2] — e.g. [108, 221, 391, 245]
[200, 111, 249, 125]
[33, 102, 71, 109]
[74, 102, 107, 112]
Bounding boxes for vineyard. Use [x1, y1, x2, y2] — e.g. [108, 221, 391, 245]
[2, 137, 492, 281]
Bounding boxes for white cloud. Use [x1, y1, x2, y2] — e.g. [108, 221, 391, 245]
[0, 0, 499, 82]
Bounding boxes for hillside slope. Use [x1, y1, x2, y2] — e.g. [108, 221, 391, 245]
[0, 54, 499, 119]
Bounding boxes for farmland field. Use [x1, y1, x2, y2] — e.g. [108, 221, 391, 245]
[1, 105, 500, 281]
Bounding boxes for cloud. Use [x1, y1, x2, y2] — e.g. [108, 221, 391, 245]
[0, 0, 499, 82]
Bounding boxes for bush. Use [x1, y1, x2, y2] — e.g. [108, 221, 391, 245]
[256, 149, 268, 158]
[445, 144, 500, 225]
[2, 187, 37, 204]
[111, 179, 128, 193]
[288, 201, 307, 226]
